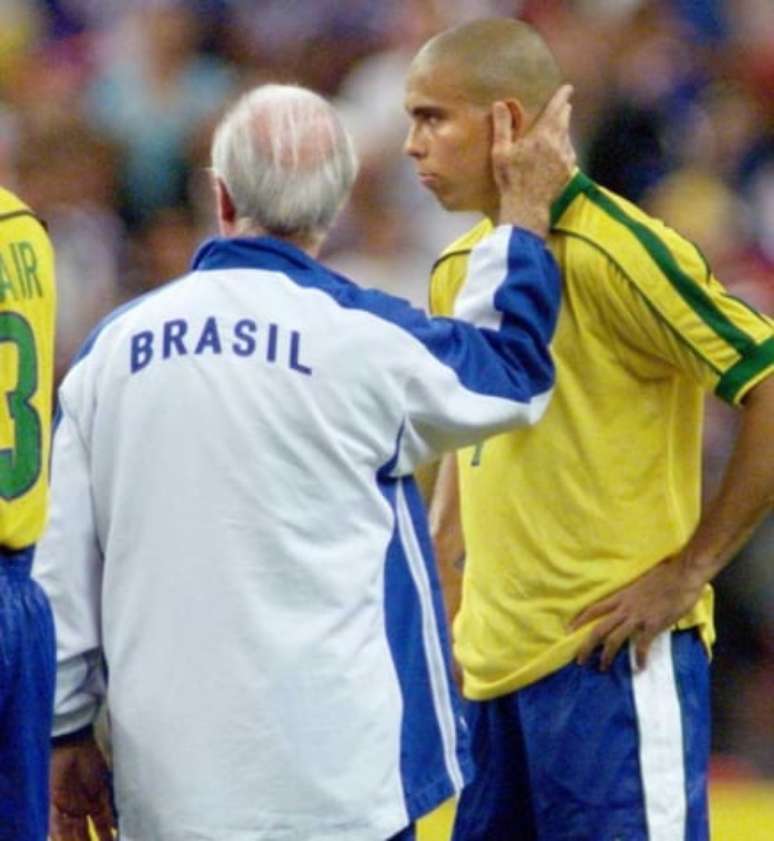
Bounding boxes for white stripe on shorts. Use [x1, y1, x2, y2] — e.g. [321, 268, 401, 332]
[630, 631, 687, 840]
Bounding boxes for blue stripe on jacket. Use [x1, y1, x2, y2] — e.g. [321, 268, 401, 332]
[190, 230, 559, 404]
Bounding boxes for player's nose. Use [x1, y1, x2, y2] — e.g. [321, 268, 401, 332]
[403, 124, 424, 159]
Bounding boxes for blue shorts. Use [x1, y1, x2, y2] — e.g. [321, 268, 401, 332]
[452, 630, 710, 841]
[0, 546, 56, 841]
[388, 824, 416, 841]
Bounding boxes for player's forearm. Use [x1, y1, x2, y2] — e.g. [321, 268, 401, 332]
[430, 452, 465, 621]
[678, 375, 774, 584]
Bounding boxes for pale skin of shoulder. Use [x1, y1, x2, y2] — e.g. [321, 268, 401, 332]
[46, 87, 576, 841]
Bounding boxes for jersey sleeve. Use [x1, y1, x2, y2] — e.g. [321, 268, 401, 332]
[562, 184, 774, 405]
[32, 388, 106, 736]
[428, 218, 493, 318]
[390, 225, 561, 474]
[429, 255, 464, 318]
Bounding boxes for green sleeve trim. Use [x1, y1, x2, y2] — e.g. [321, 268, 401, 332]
[549, 170, 590, 227]
[715, 336, 774, 404]
[581, 180, 760, 358]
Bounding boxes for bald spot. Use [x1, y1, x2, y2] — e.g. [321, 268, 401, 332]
[410, 18, 562, 117]
[247, 95, 340, 174]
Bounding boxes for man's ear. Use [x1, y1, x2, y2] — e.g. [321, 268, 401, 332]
[503, 98, 528, 138]
[214, 176, 237, 234]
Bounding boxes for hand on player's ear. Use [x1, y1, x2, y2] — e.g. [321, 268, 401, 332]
[493, 84, 575, 235]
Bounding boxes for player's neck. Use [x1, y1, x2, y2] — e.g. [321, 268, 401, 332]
[227, 220, 324, 258]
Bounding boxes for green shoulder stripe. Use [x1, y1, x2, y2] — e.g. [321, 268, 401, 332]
[580, 180, 758, 358]
[559, 229, 722, 376]
[550, 171, 589, 227]
[716, 336, 774, 403]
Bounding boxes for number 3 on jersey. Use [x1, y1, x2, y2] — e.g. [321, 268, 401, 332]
[0, 312, 42, 499]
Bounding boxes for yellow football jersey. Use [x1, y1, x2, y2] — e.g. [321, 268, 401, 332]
[431, 172, 774, 700]
[0, 187, 56, 549]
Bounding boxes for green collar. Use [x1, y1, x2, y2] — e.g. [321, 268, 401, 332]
[550, 170, 593, 228]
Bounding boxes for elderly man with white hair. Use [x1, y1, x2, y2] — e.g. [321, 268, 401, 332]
[35, 82, 574, 841]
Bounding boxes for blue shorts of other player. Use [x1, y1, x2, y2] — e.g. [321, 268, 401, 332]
[0, 547, 56, 841]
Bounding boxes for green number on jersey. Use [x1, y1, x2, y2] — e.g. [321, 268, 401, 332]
[0, 312, 42, 499]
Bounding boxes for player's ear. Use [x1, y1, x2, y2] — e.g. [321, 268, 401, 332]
[213, 176, 237, 234]
[503, 98, 528, 138]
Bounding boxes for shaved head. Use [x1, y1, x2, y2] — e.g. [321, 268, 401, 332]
[409, 18, 562, 115]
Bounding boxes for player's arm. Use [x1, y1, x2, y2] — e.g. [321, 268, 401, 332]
[390, 86, 574, 471]
[574, 374, 774, 670]
[566, 241, 774, 670]
[34, 397, 106, 736]
[32, 392, 115, 840]
[429, 452, 465, 625]
[561, 210, 774, 670]
[390, 224, 556, 473]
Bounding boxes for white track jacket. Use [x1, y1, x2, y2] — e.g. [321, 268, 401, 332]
[34, 226, 559, 840]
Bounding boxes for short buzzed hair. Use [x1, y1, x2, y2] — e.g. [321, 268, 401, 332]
[211, 84, 359, 239]
[411, 18, 562, 114]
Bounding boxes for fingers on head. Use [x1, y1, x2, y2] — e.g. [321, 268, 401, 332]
[557, 84, 574, 107]
[543, 84, 573, 122]
[559, 101, 572, 130]
[491, 101, 511, 141]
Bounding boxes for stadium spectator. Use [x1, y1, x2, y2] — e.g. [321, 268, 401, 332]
[0, 187, 57, 840]
[408, 18, 774, 840]
[126, 205, 203, 294]
[34, 81, 574, 840]
[83, 1, 235, 225]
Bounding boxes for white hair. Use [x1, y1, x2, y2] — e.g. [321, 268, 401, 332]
[211, 84, 359, 239]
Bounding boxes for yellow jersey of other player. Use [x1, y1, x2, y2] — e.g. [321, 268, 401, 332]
[431, 171, 774, 700]
[0, 186, 56, 549]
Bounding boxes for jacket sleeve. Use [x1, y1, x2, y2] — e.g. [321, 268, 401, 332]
[32, 389, 106, 737]
[389, 225, 561, 475]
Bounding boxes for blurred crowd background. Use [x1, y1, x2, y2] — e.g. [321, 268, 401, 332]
[1, 0, 771, 778]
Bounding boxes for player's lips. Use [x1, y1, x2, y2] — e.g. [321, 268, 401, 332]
[417, 172, 439, 187]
